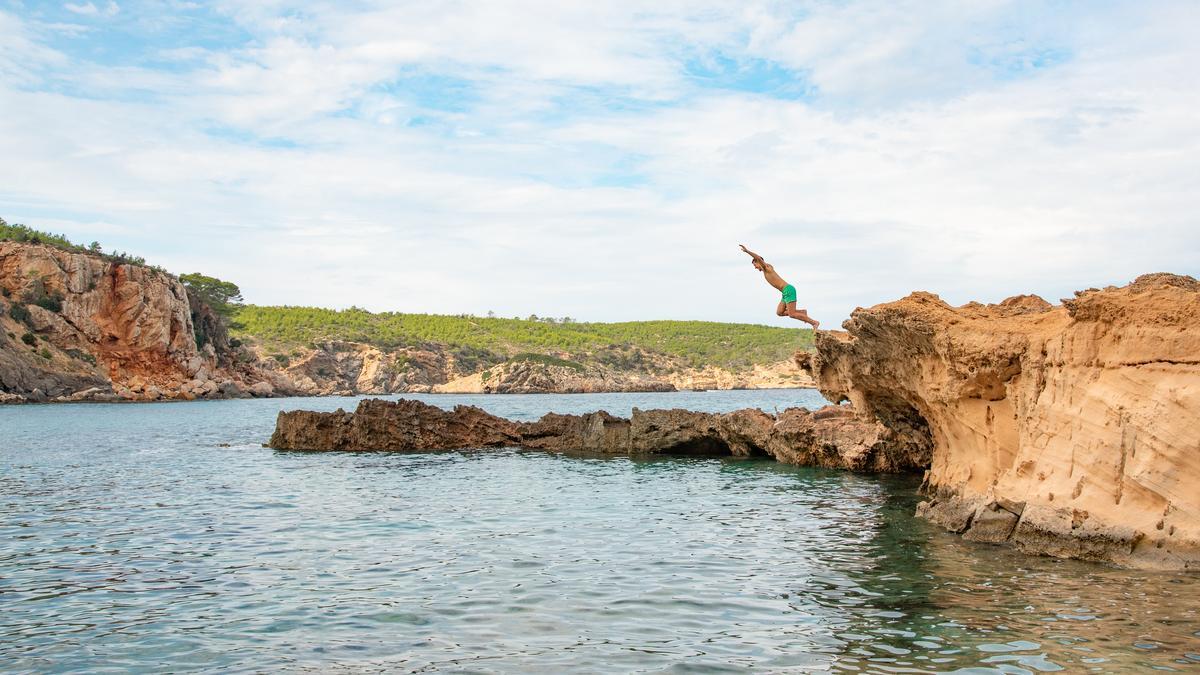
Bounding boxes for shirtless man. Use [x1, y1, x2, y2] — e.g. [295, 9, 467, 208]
[740, 244, 820, 329]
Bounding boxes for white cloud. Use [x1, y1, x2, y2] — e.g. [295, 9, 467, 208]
[0, 1, 1197, 326]
[63, 2, 118, 17]
[63, 2, 99, 15]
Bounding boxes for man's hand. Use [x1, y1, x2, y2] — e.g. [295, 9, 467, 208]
[739, 244, 763, 264]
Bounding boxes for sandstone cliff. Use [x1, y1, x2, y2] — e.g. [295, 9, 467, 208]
[269, 397, 926, 472]
[0, 242, 285, 402]
[804, 274, 1199, 570]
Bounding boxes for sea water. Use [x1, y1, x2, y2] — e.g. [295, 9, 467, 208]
[2, 390, 1198, 672]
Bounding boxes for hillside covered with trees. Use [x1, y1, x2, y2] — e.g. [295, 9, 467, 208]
[233, 306, 813, 372]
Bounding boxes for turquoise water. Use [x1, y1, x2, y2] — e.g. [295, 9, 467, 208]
[2, 390, 1198, 673]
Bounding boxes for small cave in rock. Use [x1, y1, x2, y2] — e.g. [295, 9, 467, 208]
[657, 437, 734, 457]
[862, 395, 935, 472]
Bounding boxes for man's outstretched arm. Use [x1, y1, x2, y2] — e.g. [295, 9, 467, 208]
[739, 244, 765, 264]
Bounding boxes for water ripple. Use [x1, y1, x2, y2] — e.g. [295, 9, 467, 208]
[2, 391, 1199, 673]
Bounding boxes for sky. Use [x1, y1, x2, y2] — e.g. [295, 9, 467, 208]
[1, 1, 1197, 326]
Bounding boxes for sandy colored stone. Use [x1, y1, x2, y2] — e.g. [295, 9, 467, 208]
[806, 273, 1200, 570]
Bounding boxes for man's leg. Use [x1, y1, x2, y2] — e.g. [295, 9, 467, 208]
[785, 302, 820, 329]
[776, 301, 787, 317]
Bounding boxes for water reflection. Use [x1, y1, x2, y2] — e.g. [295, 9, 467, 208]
[820, 475, 1200, 672]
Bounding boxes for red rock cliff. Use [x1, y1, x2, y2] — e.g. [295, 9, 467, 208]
[0, 242, 280, 401]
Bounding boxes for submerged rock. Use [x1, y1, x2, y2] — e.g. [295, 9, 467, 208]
[268, 398, 923, 471]
[804, 273, 1200, 570]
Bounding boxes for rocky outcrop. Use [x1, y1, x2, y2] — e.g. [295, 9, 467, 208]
[256, 341, 814, 397]
[0, 242, 283, 402]
[270, 398, 523, 452]
[438, 359, 677, 394]
[804, 274, 1200, 570]
[268, 397, 927, 472]
[266, 341, 451, 396]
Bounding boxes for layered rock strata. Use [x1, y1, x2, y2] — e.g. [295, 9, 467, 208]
[805, 274, 1200, 570]
[269, 398, 928, 471]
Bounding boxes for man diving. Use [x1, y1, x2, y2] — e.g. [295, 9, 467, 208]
[739, 244, 820, 329]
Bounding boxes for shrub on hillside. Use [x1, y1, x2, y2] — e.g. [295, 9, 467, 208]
[512, 352, 585, 372]
[21, 332, 36, 346]
[65, 348, 97, 365]
[35, 294, 63, 313]
[9, 304, 30, 324]
[21, 276, 64, 313]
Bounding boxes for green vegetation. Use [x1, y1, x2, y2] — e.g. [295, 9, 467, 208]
[9, 303, 30, 324]
[22, 275, 63, 313]
[233, 306, 812, 371]
[21, 332, 36, 346]
[180, 273, 243, 320]
[512, 352, 585, 372]
[39, 347, 52, 360]
[0, 219, 82, 252]
[0, 217, 153, 268]
[65, 348, 97, 365]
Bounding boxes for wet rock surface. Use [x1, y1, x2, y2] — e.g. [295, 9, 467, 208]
[269, 398, 924, 471]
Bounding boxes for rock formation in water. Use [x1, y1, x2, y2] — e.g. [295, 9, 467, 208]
[0, 241, 289, 402]
[269, 397, 928, 471]
[803, 273, 1200, 570]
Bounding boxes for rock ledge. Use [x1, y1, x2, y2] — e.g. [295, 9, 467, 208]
[269, 398, 929, 471]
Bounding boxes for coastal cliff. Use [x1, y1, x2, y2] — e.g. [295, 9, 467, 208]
[804, 274, 1199, 570]
[0, 242, 284, 402]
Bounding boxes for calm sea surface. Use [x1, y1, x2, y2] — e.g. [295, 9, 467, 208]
[2, 389, 1198, 673]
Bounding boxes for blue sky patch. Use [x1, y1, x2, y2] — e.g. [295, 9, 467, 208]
[968, 44, 1072, 79]
[372, 70, 481, 113]
[684, 52, 815, 101]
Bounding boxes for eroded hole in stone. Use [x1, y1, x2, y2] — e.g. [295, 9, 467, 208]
[863, 395, 935, 472]
[659, 438, 734, 457]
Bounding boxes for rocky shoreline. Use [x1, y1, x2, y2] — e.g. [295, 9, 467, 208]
[269, 397, 929, 471]
[272, 273, 1199, 571]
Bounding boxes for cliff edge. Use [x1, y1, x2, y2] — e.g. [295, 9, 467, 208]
[803, 273, 1199, 570]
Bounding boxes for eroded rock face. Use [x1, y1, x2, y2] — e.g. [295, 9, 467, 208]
[805, 274, 1200, 570]
[271, 399, 522, 451]
[268, 398, 925, 473]
[0, 242, 280, 402]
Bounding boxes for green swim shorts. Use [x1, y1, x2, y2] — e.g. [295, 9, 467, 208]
[781, 284, 797, 304]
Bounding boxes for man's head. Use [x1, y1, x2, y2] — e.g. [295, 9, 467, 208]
[752, 260, 764, 271]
